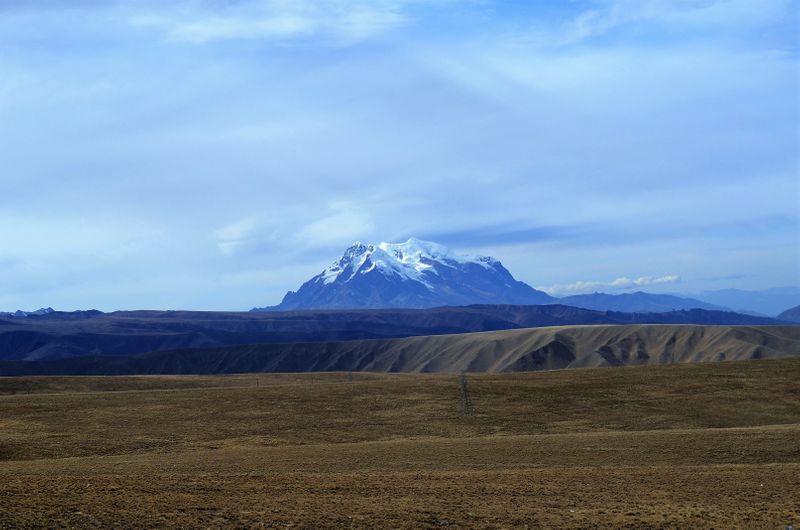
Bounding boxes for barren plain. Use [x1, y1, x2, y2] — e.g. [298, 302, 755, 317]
[1, 358, 799, 528]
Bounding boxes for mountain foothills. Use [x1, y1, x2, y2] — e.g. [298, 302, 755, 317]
[259, 238, 554, 311]
[0, 305, 788, 364]
[2, 324, 799, 376]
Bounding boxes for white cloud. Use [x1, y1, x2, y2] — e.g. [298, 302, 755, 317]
[551, 0, 793, 46]
[539, 275, 681, 296]
[561, 0, 713, 43]
[297, 202, 374, 247]
[215, 217, 259, 256]
[130, 0, 411, 44]
[157, 15, 315, 43]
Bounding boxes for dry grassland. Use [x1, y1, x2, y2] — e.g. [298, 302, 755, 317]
[1, 359, 799, 528]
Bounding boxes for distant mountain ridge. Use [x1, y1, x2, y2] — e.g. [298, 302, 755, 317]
[0, 309, 104, 321]
[256, 238, 555, 311]
[0, 307, 55, 318]
[253, 238, 783, 314]
[688, 287, 800, 316]
[559, 292, 726, 313]
[778, 305, 800, 323]
[8, 242, 797, 318]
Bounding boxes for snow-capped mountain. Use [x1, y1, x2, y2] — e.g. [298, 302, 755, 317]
[0, 307, 55, 318]
[255, 238, 555, 311]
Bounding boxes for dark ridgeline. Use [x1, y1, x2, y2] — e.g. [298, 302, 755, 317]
[0, 304, 788, 363]
[2, 323, 798, 376]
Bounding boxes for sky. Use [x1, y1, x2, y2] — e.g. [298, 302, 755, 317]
[0, 0, 798, 311]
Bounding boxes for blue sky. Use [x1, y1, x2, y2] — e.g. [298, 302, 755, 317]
[0, 0, 797, 310]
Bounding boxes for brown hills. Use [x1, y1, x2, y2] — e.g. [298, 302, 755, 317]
[4, 323, 799, 375]
[0, 304, 787, 363]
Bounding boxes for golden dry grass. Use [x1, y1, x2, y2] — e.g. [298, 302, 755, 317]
[1, 358, 799, 528]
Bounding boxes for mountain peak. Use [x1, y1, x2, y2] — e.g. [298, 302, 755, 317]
[376, 238, 472, 264]
[257, 238, 553, 311]
[320, 238, 498, 288]
[342, 241, 371, 260]
[1, 307, 55, 318]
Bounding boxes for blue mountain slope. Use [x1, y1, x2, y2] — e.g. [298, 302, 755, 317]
[559, 292, 728, 313]
[255, 238, 555, 311]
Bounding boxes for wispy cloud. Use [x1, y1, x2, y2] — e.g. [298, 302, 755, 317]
[129, 0, 414, 45]
[215, 217, 259, 256]
[539, 275, 681, 296]
[297, 201, 375, 247]
[213, 202, 377, 259]
[559, 0, 716, 43]
[420, 223, 578, 248]
[555, 0, 793, 46]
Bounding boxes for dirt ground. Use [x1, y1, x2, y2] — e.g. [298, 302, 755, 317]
[1, 359, 799, 528]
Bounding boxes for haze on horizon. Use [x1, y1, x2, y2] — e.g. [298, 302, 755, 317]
[0, 0, 798, 312]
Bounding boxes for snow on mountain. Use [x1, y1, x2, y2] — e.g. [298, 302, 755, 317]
[255, 238, 554, 311]
[0, 307, 55, 318]
[318, 238, 496, 288]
